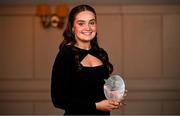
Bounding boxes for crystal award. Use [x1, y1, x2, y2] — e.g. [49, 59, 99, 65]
[104, 75, 125, 102]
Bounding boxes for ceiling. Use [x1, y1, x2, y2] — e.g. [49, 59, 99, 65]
[0, 0, 180, 6]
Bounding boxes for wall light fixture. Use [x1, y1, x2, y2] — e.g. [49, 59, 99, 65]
[36, 4, 69, 29]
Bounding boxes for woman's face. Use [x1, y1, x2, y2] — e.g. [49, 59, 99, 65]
[72, 11, 97, 43]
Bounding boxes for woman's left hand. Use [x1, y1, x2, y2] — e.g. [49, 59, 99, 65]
[117, 89, 128, 107]
[108, 89, 128, 110]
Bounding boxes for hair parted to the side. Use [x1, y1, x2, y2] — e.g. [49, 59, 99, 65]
[59, 4, 113, 74]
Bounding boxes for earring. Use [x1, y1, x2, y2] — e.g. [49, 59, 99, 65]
[72, 28, 74, 33]
[72, 29, 75, 35]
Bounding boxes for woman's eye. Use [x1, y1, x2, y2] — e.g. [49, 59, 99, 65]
[89, 21, 95, 25]
[78, 23, 84, 26]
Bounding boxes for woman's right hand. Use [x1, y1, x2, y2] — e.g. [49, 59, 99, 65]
[95, 100, 120, 112]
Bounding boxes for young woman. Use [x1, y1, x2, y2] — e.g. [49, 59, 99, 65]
[51, 4, 126, 115]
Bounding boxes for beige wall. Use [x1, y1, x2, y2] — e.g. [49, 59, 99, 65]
[0, 5, 180, 115]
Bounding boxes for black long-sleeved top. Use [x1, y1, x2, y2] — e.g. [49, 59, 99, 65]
[51, 45, 110, 115]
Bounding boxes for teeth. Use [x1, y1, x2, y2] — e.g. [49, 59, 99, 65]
[82, 32, 92, 35]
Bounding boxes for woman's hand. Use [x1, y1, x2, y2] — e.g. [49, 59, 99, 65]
[118, 89, 128, 105]
[96, 90, 128, 112]
[95, 99, 120, 112]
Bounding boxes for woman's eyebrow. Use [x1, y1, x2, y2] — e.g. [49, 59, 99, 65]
[76, 18, 96, 22]
[90, 19, 96, 21]
[77, 20, 85, 22]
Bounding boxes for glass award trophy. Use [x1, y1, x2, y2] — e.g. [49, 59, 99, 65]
[104, 75, 125, 102]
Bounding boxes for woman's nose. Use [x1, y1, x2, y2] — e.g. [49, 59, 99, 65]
[84, 24, 91, 30]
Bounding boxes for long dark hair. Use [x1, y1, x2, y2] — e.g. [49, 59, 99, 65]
[60, 4, 113, 74]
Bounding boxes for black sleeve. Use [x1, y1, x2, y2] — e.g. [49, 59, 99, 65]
[51, 46, 96, 111]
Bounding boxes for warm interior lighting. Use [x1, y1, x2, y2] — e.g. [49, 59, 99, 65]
[56, 4, 69, 17]
[36, 4, 69, 29]
[36, 4, 49, 16]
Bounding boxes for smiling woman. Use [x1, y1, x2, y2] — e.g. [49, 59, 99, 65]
[51, 4, 127, 115]
[72, 11, 97, 44]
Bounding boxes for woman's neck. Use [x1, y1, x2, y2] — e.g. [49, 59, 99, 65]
[75, 42, 91, 50]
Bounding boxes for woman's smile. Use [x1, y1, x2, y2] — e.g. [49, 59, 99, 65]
[81, 31, 92, 36]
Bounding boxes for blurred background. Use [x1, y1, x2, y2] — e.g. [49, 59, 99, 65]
[0, 0, 180, 115]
